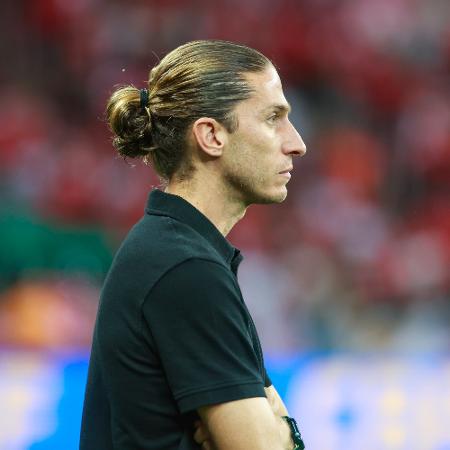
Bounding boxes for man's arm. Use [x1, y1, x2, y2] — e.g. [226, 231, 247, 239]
[194, 385, 292, 449]
[197, 396, 294, 450]
[145, 261, 292, 448]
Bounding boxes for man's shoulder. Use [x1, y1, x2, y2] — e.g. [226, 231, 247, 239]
[104, 213, 227, 299]
[119, 213, 222, 263]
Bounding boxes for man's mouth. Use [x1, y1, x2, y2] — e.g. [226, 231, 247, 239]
[279, 167, 293, 176]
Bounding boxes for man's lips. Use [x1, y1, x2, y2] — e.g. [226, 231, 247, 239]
[279, 167, 293, 174]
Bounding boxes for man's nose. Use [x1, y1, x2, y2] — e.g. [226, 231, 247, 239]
[282, 121, 307, 156]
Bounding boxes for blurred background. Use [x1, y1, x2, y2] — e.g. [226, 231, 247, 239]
[0, 0, 449, 449]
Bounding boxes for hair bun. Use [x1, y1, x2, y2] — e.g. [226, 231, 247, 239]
[106, 86, 154, 159]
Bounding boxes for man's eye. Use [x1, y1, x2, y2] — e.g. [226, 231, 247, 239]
[267, 114, 278, 123]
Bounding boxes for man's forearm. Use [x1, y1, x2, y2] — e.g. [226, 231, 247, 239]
[197, 397, 295, 450]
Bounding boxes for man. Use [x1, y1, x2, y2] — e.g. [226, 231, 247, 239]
[80, 40, 306, 450]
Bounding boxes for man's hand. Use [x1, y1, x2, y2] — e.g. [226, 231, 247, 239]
[193, 420, 215, 450]
[265, 385, 289, 417]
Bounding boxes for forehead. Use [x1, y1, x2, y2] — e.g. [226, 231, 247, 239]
[241, 65, 288, 110]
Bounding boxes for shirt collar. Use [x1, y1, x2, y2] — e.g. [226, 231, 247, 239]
[145, 189, 242, 268]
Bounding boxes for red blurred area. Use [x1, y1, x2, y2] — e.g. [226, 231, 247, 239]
[0, 0, 449, 352]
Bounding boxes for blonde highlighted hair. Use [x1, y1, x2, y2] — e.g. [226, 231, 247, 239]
[106, 40, 271, 180]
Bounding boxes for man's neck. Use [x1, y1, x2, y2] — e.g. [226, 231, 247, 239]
[165, 176, 247, 237]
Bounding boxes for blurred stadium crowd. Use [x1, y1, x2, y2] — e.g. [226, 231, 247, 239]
[0, 0, 449, 353]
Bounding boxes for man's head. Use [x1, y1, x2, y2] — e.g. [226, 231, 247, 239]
[107, 40, 305, 204]
[193, 64, 306, 205]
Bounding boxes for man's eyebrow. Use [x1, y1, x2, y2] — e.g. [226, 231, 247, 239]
[264, 102, 292, 114]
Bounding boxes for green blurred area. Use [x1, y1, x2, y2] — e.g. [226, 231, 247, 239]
[0, 210, 113, 291]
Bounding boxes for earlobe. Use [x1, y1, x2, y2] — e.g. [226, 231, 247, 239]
[192, 118, 225, 158]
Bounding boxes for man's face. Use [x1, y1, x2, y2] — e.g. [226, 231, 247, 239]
[221, 65, 306, 206]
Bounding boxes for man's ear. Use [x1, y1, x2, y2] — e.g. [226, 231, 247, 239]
[192, 118, 227, 157]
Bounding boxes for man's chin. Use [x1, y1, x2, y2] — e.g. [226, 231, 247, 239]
[251, 187, 288, 205]
[273, 188, 288, 203]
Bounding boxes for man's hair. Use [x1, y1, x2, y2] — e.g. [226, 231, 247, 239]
[106, 40, 271, 180]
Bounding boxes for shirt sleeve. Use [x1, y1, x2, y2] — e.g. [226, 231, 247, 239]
[142, 258, 267, 414]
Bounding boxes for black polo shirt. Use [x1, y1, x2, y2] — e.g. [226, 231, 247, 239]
[80, 189, 272, 450]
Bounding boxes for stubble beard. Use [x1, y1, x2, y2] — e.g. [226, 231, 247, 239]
[223, 169, 287, 206]
[223, 141, 288, 206]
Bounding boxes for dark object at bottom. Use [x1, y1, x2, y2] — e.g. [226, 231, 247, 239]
[282, 416, 305, 450]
